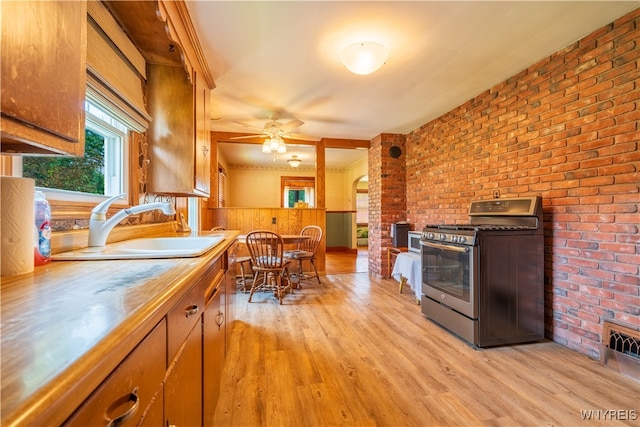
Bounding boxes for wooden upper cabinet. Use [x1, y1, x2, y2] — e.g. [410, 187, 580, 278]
[146, 65, 210, 196]
[1, 1, 86, 155]
[105, 0, 213, 196]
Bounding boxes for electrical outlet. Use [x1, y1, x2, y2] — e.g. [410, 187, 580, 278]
[493, 190, 500, 199]
[272, 217, 276, 224]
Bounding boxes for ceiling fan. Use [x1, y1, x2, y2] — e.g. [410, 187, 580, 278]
[228, 112, 319, 143]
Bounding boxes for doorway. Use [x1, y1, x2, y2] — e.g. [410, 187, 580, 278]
[354, 175, 368, 254]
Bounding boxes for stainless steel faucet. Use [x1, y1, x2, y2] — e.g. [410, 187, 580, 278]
[88, 194, 176, 247]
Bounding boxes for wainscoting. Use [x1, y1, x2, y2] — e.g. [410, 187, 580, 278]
[204, 207, 326, 272]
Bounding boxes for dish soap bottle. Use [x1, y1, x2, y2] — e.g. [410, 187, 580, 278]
[34, 191, 51, 265]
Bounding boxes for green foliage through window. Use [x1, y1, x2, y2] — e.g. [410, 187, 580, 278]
[23, 130, 105, 194]
[287, 189, 305, 207]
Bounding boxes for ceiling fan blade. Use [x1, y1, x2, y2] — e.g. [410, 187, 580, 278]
[229, 134, 266, 140]
[230, 120, 264, 131]
[283, 133, 319, 142]
[280, 119, 304, 133]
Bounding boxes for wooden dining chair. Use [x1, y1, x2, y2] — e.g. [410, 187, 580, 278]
[245, 230, 292, 304]
[211, 226, 252, 292]
[284, 225, 323, 285]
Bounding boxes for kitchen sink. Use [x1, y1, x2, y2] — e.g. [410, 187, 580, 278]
[52, 236, 225, 260]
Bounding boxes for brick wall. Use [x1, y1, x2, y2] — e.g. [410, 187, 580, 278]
[369, 133, 406, 277]
[399, 9, 639, 358]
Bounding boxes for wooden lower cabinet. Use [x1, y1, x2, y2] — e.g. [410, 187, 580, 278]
[203, 285, 225, 425]
[165, 321, 203, 426]
[225, 242, 238, 351]
[64, 252, 231, 426]
[65, 320, 167, 426]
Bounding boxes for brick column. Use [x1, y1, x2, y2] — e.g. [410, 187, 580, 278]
[368, 133, 407, 278]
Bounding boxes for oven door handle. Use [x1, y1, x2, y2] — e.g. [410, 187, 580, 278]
[420, 241, 469, 253]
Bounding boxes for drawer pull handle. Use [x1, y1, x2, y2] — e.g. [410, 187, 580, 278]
[107, 387, 139, 427]
[185, 305, 199, 317]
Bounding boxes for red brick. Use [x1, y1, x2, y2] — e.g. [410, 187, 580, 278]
[614, 108, 640, 125]
[600, 184, 640, 195]
[578, 249, 615, 261]
[615, 313, 640, 329]
[577, 176, 615, 187]
[598, 122, 637, 138]
[580, 157, 613, 169]
[566, 187, 598, 197]
[579, 60, 614, 80]
[604, 281, 640, 295]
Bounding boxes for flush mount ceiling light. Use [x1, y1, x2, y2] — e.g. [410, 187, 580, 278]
[287, 155, 302, 168]
[340, 41, 388, 75]
[262, 136, 287, 154]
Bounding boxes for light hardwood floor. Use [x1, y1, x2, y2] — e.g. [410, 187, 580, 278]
[214, 257, 638, 426]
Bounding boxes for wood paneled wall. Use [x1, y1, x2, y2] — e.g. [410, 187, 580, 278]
[204, 207, 326, 272]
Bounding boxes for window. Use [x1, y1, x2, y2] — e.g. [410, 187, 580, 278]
[22, 101, 128, 201]
[356, 189, 368, 224]
[281, 176, 315, 208]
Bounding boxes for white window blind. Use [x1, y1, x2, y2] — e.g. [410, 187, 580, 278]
[86, 0, 150, 132]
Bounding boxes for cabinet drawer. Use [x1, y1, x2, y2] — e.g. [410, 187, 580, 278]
[167, 278, 206, 362]
[65, 319, 166, 426]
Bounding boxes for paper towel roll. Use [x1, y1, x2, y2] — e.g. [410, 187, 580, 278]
[1, 176, 35, 276]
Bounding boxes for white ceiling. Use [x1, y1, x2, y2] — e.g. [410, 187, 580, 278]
[186, 1, 638, 169]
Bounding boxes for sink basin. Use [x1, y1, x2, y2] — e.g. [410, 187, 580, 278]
[52, 236, 225, 260]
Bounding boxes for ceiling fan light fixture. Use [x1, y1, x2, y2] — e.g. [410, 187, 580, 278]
[269, 137, 280, 152]
[262, 136, 288, 154]
[340, 41, 388, 75]
[277, 138, 287, 154]
[287, 155, 302, 168]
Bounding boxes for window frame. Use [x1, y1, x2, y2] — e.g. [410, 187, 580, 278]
[26, 101, 134, 211]
[280, 176, 315, 208]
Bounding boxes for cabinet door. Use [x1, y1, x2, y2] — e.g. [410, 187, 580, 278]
[203, 287, 225, 425]
[1, 1, 86, 155]
[165, 321, 203, 427]
[194, 70, 211, 196]
[65, 320, 166, 427]
[147, 63, 211, 197]
[166, 269, 206, 362]
[147, 64, 196, 196]
[225, 242, 238, 348]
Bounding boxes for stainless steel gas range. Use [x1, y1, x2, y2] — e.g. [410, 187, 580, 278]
[420, 196, 545, 348]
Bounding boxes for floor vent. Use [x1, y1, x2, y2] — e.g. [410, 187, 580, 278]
[600, 321, 639, 382]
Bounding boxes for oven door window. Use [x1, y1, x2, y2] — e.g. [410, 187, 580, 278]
[422, 243, 472, 302]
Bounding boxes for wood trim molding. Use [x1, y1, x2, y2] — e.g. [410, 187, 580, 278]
[280, 176, 315, 208]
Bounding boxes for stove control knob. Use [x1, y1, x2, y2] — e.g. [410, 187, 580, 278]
[458, 236, 466, 244]
[439, 234, 447, 241]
